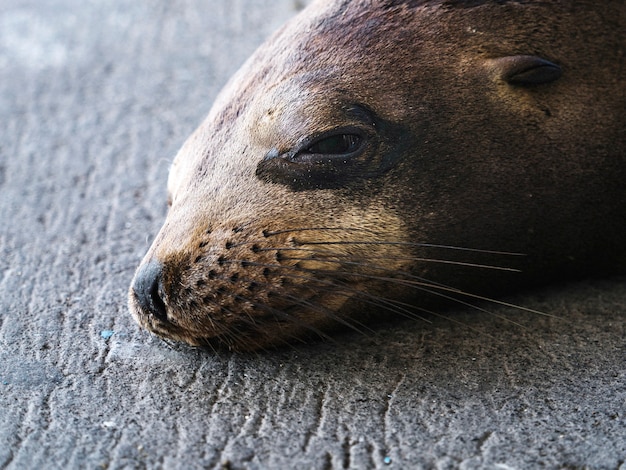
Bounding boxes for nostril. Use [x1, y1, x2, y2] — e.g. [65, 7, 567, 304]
[132, 260, 168, 323]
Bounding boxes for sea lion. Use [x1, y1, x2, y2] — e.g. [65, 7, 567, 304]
[128, 0, 626, 351]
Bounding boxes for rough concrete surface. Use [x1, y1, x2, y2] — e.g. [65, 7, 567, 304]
[0, 0, 624, 468]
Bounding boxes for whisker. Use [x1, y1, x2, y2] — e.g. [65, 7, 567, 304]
[217, 259, 430, 322]
[325, 281, 433, 324]
[384, 278, 557, 319]
[224, 258, 446, 321]
[290, 240, 525, 256]
[280, 253, 521, 272]
[242, 269, 499, 339]
[279, 292, 375, 336]
[198, 336, 221, 356]
[196, 296, 236, 330]
[229, 292, 336, 344]
[223, 258, 446, 288]
[189, 289, 304, 352]
[226, 230, 526, 257]
[262, 227, 379, 237]
[369, 296, 499, 340]
[325, 271, 557, 320]
[223, 258, 555, 321]
[408, 286, 529, 328]
[298, 271, 531, 330]
[209, 269, 375, 338]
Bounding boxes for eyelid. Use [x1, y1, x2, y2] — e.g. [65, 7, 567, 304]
[303, 133, 362, 155]
[290, 127, 368, 163]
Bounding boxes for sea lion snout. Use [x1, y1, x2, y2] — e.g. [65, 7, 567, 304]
[130, 260, 168, 324]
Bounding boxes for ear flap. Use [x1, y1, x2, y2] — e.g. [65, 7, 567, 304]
[490, 55, 562, 85]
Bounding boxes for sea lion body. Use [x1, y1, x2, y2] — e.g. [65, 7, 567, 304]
[129, 0, 626, 350]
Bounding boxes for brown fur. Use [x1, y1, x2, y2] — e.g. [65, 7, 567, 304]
[129, 0, 626, 351]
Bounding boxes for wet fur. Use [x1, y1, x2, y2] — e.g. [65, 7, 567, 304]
[129, 0, 626, 351]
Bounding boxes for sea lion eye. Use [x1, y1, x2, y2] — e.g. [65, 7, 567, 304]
[491, 55, 562, 86]
[303, 134, 362, 155]
[289, 131, 365, 164]
[255, 111, 408, 190]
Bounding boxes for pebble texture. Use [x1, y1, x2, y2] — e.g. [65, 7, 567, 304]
[0, 1, 625, 468]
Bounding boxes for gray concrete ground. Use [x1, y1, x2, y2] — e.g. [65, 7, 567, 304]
[0, 0, 624, 468]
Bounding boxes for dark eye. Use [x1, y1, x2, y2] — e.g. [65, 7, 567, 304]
[303, 134, 362, 155]
[491, 55, 562, 86]
[255, 105, 408, 191]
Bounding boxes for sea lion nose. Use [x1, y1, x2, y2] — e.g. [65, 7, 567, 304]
[131, 260, 168, 323]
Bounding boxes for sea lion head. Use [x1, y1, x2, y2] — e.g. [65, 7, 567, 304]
[129, 0, 626, 350]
